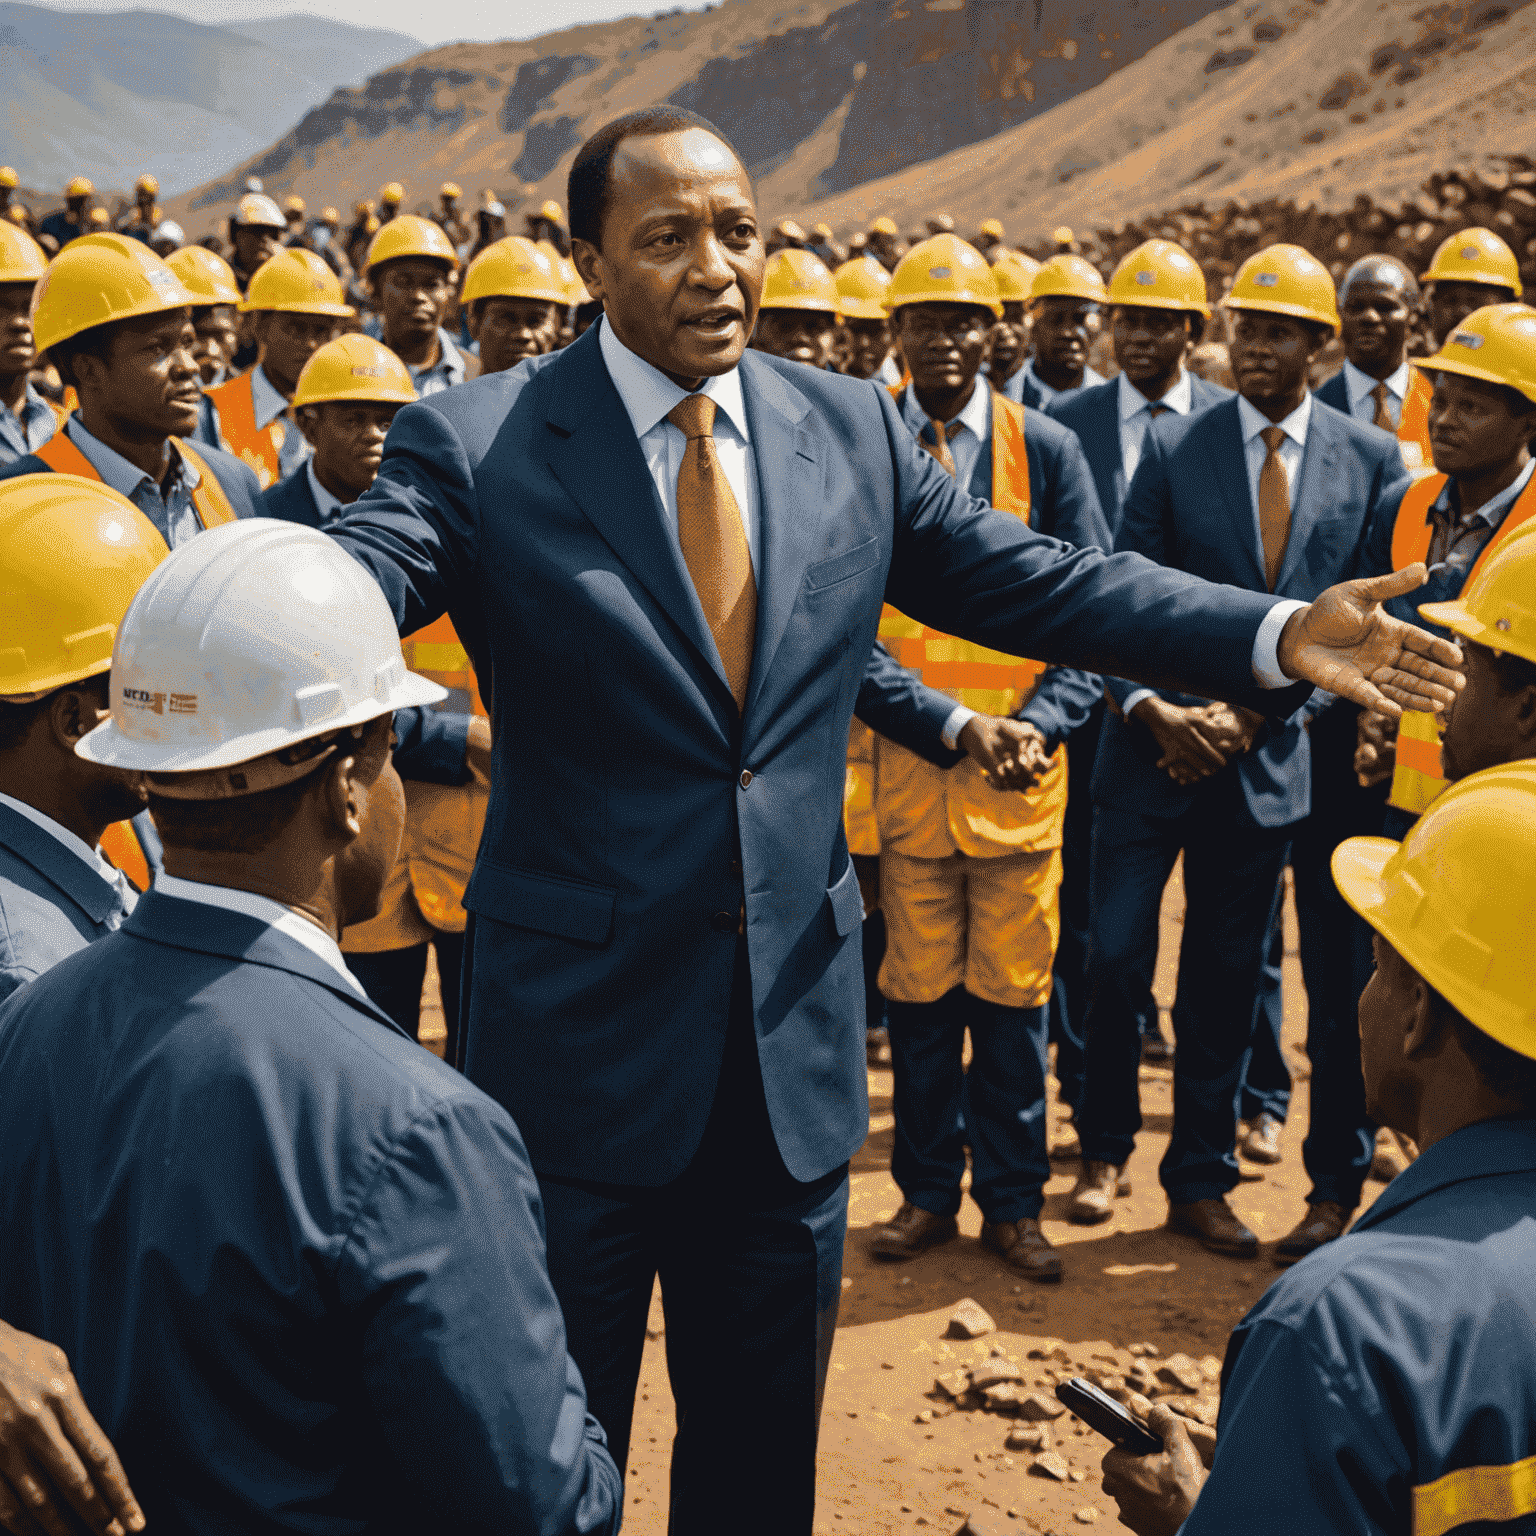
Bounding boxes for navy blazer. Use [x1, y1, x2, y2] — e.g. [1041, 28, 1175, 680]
[1048, 373, 1234, 540]
[1094, 396, 1410, 827]
[328, 322, 1307, 1187]
[0, 890, 621, 1536]
[0, 800, 127, 1002]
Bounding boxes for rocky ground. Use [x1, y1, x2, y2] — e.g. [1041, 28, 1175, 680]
[422, 863, 1367, 1535]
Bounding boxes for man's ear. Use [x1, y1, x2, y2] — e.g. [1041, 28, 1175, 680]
[294, 404, 322, 450]
[320, 754, 365, 842]
[1402, 972, 1452, 1059]
[48, 682, 106, 750]
[571, 239, 603, 303]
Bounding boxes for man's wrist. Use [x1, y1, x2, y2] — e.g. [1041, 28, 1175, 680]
[1122, 688, 1158, 721]
[1252, 599, 1310, 688]
[941, 704, 978, 751]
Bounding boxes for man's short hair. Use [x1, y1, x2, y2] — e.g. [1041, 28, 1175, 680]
[1478, 639, 1536, 696]
[1454, 1008, 1536, 1111]
[47, 320, 117, 391]
[0, 675, 108, 753]
[567, 107, 739, 251]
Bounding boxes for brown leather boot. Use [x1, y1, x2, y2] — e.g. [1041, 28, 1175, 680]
[1067, 1160, 1130, 1224]
[869, 1201, 958, 1260]
[1274, 1201, 1351, 1266]
[1167, 1197, 1259, 1257]
[981, 1218, 1063, 1283]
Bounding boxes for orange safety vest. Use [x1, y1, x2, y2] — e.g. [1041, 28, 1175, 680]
[341, 615, 490, 953]
[205, 370, 286, 489]
[98, 820, 151, 893]
[1396, 365, 1435, 475]
[34, 428, 240, 529]
[872, 388, 1068, 859]
[1386, 470, 1536, 814]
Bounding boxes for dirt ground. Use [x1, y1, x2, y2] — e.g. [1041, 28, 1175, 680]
[420, 864, 1359, 1535]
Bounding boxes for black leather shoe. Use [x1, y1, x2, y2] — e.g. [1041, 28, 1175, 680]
[981, 1218, 1063, 1283]
[869, 1201, 958, 1260]
[1274, 1201, 1350, 1266]
[1167, 1197, 1259, 1258]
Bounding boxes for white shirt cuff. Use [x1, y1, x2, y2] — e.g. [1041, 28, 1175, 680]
[1251, 599, 1310, 689]
[1120, 688, 1157, 719]
[941, 704, 977, 750]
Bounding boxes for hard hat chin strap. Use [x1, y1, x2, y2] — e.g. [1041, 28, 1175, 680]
[146, 723, 368, 802]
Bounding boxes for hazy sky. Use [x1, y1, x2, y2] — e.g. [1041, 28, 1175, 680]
[34, 0, 719, 48]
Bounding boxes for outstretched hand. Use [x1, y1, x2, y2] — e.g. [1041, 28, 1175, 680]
[1277, 565, 1463, 718]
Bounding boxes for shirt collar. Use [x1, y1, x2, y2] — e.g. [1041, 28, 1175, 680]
[1343, 357, 1413, 408]
[598, 316, 750, 445]
[1351, 1116, 1536, 1232]
[412, 328, 467, 385]
[305, 457, 346, 524]
[1237, 389, 1311, 449]
[1118, 368, 1194, 422]
[0, 791, 121, 886]
[154, 872, 364, 994]
[1434, 456, 1536, 523]
[65, 415, 199, 500]
[248, 364, 290, 430]
[899, 376, 991, 443]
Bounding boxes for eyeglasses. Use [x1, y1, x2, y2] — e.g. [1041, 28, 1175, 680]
[900, 313, 990, 343]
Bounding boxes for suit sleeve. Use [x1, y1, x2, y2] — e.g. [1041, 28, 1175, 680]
[391, 707, 471, 785]
[339, 1098, 622, 1536]
[854, 642, 965, 768]
[879, 387, 1310, 717]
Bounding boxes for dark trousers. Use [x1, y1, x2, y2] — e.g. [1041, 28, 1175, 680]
[345, 931, 466, 1058]
[1078, 784, 1292, 1203]
[1240, 902, 1291, 1125]
[538, 942, 848, 1536]
[887, 987, 1051, 1222]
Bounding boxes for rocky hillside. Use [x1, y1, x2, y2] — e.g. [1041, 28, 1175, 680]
[167, 0, 1239, 231]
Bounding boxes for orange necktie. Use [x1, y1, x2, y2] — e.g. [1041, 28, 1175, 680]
[1371, 381, 1394, 431]
[1258, 425, 1292, 592]
[668, 394, 756, 710]
[919, 416, 964, 478]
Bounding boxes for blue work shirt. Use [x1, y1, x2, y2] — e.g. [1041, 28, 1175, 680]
[1185, 1116, 1536, 1535]
[0, 887, 622, 1536]
[0, 383, 57, 465]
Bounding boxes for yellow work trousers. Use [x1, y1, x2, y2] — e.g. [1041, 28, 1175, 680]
[877, 846, 1063, 1009]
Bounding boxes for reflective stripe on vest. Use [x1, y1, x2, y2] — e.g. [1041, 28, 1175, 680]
[1413, 1453, 1536, 1536]
[1396, 365, 1434, 475]
[34, 430, 239, 531]
[1387, 470, 1536, 813]
[206, 371, 284, 489]
[99, 820, 151, 893]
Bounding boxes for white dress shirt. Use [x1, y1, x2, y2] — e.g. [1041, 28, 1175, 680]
[1118, 368, 1194, 488]
[0, 791, 136, 926]
[1341, 358, 1411, 429]
[155, 872, 365, 994]
[599, 317, 760, 576]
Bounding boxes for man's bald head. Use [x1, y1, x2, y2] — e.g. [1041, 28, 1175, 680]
[1339, 254, 1418, 307]
[1338, 255, 1419, 380]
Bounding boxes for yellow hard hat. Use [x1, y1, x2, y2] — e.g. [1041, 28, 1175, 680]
[291, 333, 417, 410]
[1222, 242, 1340, 333]
[88, 208, 111, 227]
[135, 173, 160, 196]
[1332, 761, 1536, 1059]
[65, 177, 94, 199]
[461, 236, 569, 307]
[556, 254, 587, 306]
[284, 194, 306, 215]
[364, 214, 459, 274]
[354, 199, 375, 217]
[870, 216, 899, 237]
[1417, 302, 1536, 406]
[1420, 227, 1521, 297]
[1051, 226, 1075, 246]
[165, 244, 242, 307]
[886, 234, 1002, 319]
[30, 233, 198, 353]
[6, 207, 27, 227]
[321, 206, 339, 224]
[239, 248, 355, 317]
[1029, 253, 1108, 306]
[1107, 239, 1211, 316]
[0, 221, 48, 284]
[980, 218, 1005, 241]
[380, 182, 405, 204]
[775, 219, 808, 244]
[1418, 517, 1536, 667]
[539, 200, 564, 225]
[440, 181, 462, 199]
[991, 251, 1041, 304]
[0, 167, 17, 189]
[834, 256, 893, 321]
[232, 193, 286, 231]
[0, 474, 169, 700]
[761, 248, 838, 313]
[813, 222, 834, 243]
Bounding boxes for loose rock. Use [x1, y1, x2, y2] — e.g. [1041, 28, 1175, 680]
[1029, 1451, 1071, 1481]
[1155, 1353, 1205, 1393]
[935, 1369, 972, 1399]
[1200, 1355, 1222, 1382]
[1018, 1391, 1068, 1421]
[947, 1298, 996, 1339]
[1074, 1508, 1101, 1525]
[982, 1382, 1028, 1412]
[971, 1357, 1024, 1390]
[1006, 1424, 1050, 1452]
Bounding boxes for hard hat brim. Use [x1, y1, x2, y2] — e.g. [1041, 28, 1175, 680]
[1107, 292, 1213, 318]
[836, 298, 888, 321]
[1416, 352, 1536, 406]
[1330, 834, 1397, 932]
[237, 297, 356, 317]
[76, 670, 446, 773]
[291, 382, 418, 409]
[1419, 268, 1520, 294]
[759, 294, 840, 315]
[886, 294, 1004, 320]
[1417, 598, 1536, 666]
[1220, 295, 1340, 335]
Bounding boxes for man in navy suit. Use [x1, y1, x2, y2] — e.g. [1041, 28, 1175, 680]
[1072, 245, 1412, 1259]
[325, 115, 1458, 1532]
[1048, 240, 1234, 1111]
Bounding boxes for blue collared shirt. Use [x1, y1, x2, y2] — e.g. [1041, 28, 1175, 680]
[1184, 1116, 1536, 1535]
[0, 383, 57, 465]
[1424, 457, 1536, 577]
[247, 363, 310, 479]
[363, 317, 472, 399]
[63, 415, 205, 548]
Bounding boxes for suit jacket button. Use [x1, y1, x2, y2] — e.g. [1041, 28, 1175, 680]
[739, 769, 753, 788]
[710, 910, 736, 933]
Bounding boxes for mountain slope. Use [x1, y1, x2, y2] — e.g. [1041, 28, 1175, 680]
[0, 5, 418, 197]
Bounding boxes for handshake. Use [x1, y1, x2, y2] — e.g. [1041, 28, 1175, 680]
[1130, 696, 1265, 786]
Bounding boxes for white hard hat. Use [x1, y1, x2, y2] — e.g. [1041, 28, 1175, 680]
[151, 220, 183, 246]
[78, 519, 444, 793]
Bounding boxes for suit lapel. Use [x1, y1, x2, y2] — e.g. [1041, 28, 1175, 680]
[1276, 404, 1339, 592]
[738, 352, 825, 720]
[1206, 400, 1267, 590]
[1088, 388, 1123, 528]
[542, 327, 728, 698]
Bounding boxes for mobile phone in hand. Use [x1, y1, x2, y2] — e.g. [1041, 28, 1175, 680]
[1055, 1377, 1165, 1455]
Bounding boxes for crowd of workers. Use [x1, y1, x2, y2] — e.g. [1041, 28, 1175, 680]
[0, 104, 1531, 1535]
